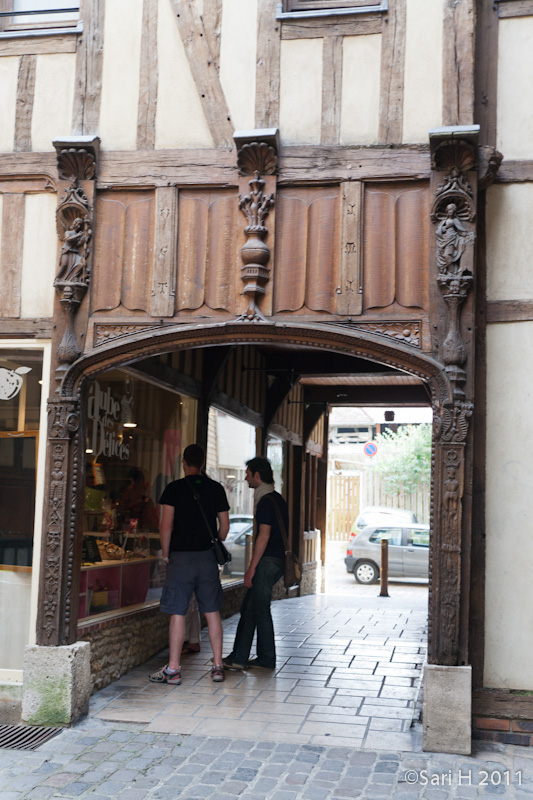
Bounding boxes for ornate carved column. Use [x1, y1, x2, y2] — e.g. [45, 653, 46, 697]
[52, 136, 99, 391]
[234, 130, 278, 321]
[428, 127, 478, 666]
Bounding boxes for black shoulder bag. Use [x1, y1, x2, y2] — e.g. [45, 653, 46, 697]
[185, 479, 232, 567]
[266, 494, 301, 588]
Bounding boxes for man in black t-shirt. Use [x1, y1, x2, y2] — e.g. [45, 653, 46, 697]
[149, 444, 229, 685]
[223, 456, 286, 670]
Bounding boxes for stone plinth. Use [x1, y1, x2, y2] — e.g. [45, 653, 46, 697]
[22, 642, 91, 726]
[423, 663, 472, 754]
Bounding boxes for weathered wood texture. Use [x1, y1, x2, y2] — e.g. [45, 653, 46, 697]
[273, 186, 340, 315]
[0, 33, 78, 56]
[497, 161, 533, 182]
[497, 0, 533, 17]
[0, 193, 25, 317]
[176, 188, 242, 315]
[202, 0, 222, 68]
[272, 382, 304, 438]
[443, 0, 476, 125]
[338, 180, 363, 315]
[475, 0, 499, 146]
[278, 146, 431, 183]
[168, 0, 233, 147]
[137, 0, 158, 149]
[216, 346, 266, 417]
[72, 0, 104, 135]
[473, 689, 533, 719]
[280, 14, 381, 38]
[379, 0, 406, 144]
[363, 181, 430, 313]
[14, 55, 36, 152]
[150, 187, 177, 317]
[321, 36, 342, 145]
[256, 0, 281, 128]
[486, 300, 533, 323]
[91, 190, 155, 314]
[0, 318, 53, 336]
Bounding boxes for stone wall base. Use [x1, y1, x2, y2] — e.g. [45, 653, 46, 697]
[0, 682, 22, 725]
[423, 664, 472, 755]
[22, 642, 91, 726]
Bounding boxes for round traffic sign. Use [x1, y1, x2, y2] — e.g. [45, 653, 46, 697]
[363, 442, 378, 457]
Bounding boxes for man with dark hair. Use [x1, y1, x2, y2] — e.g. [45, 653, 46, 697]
[150, 444, 229, 685]
[223, 456, 287, 670]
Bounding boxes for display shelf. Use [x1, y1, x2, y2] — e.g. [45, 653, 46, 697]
[78, 555, 165, 620]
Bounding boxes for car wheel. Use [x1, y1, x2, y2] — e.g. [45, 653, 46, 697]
[354, 560, 379, 584]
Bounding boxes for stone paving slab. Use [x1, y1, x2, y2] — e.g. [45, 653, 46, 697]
[0, 718, 533, 799]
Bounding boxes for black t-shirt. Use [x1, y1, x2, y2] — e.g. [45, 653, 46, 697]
[256, 491, 288, 561]
[159, 475, 230, 552]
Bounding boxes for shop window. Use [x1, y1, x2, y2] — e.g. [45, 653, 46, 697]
[80, 369, 197, 622]
[0, 0, 79, 34]
[0, 348, 43, 671]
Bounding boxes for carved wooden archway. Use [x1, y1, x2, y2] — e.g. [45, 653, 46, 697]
[37, 319, 469, 670]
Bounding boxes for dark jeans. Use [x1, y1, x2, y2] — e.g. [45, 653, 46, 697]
[228, 556, 284, 668]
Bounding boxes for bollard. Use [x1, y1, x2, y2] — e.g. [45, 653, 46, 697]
[379, 538, 389, 597]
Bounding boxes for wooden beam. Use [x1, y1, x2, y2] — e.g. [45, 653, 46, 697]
[486, 300, 533, 323]
[497, 0, 533, 17]
[137, 0, 158, 150]
[256, 0, 281, 128]
[14, 55, 36, 152]
[278, 145, 431, 183]
[72, 0, 104, 135]
[211, 390, 263, 428]
[472, 688, 533, 720]
[268, 422, 302, 446]
[0, 194, 25, 317]
[202, 0, 222, 69]
[0, 33, 78, 56]
[303, 403, 326, 444]
[264, 374, 299, 433]
[497, 161, 533, 183]
[150, 187, 177, 317]
[281, 14, 381, 38]
[321, 36, 342, 145]
[0, 318, 52, 337]
[168, 0, 234, 147]
[304, 385, 430, 405]
[475, 0, 499, 147]
[203, 346, 235, 403]
[126, 359, 202, 398]
[378, 0, 406, 144]
[442, 0, 476, 126]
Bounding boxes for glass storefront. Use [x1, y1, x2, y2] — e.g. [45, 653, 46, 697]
[0, 347, 44, 672]
[80, 368, 197, 622]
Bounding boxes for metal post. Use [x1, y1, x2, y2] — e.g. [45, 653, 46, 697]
[379, 538, 389, 597]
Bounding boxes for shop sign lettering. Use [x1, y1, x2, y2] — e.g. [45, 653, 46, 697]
[87, 381, 130, 461]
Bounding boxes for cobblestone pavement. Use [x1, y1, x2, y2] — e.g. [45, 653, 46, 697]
[0, 717, 532, 799]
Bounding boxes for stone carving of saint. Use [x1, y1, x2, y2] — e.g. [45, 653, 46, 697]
[56, 217, 91, 283]
[436, 203, 474, 274]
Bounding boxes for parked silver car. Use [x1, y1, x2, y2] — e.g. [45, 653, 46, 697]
[345, 523, 430, 584]
[223, 515, 253, 577]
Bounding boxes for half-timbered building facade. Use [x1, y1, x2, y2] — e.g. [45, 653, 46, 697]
[0, 0, 531, 752]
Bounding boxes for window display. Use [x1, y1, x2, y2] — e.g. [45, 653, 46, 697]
[80, 368, 197, 623]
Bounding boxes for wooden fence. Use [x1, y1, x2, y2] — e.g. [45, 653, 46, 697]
[326, 471, 429, 540]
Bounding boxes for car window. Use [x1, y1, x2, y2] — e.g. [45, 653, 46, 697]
[368, 528, 402, 546]
[407, 529, 430, 547]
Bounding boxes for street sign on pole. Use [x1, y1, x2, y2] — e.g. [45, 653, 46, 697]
[363, 442, 378, 457]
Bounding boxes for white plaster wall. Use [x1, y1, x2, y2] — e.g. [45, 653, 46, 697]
[0, 57, 19, 152]
[99, 0, 143, 150]
[20, 194, 57, 318]
[31, 54, 76, 151]
[280, 39, 322, 145]
[485, 322, 533, 689]
[402, 0, 443, 143]
[340, 34, 381, 145]
[497, 18, 533, 161]
[486, 184, 533, 302]
[219, 0, 257, 131]
[0, 195, 3, 271]
[155, 0, 213, 149]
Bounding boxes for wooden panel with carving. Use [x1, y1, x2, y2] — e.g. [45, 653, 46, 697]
[274, 187, 340, 315]
[177, 189, 241, 314]
[92, 191, 155, 313]
[363, 181, 429, 314]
